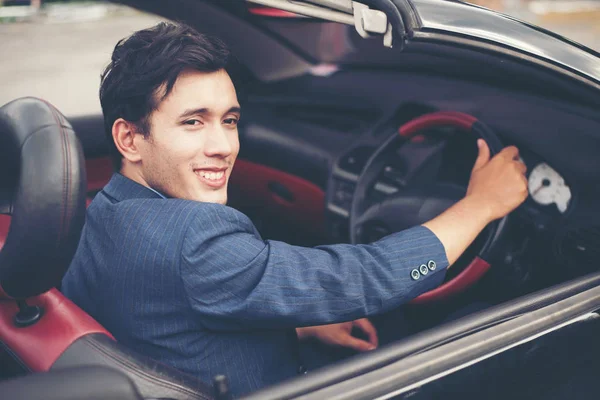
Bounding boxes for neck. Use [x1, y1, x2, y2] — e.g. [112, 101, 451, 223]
[120, 163, 151, 190]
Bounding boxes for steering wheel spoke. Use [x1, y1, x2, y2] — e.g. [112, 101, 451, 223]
[377, 135, 448, 190]
[355, 184, 466, 243]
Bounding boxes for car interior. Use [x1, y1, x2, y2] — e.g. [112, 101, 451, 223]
[1, 0, 599, 399]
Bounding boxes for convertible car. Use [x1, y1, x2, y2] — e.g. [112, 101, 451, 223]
[1, 0, 599, 399]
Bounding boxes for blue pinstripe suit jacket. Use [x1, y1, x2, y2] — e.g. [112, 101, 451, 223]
[62, 173, 448, 397]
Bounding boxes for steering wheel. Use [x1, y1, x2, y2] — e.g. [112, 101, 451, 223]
[349, 111, 510, 305]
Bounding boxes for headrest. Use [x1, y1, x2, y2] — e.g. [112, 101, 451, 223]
[0, 98, 86, 299]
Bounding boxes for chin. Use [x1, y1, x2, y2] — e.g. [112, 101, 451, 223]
[196, 191, 227, 205]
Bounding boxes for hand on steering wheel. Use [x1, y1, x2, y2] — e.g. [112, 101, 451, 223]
[349, 111, 526, 305]
[467, 140, 528, 222]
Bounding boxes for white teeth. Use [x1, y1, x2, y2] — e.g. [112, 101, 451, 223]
[196, 170, 224, 180]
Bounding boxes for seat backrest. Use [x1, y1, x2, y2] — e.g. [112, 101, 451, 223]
[0, 97, 86, 298]
[0, 97, 100, 376]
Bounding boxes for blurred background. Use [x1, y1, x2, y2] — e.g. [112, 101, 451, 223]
[468, 0, 599, 49]
[0, 0, 598, 116]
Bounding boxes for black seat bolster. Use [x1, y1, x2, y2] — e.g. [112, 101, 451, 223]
[51, 334, 215, 400]
[0, 366, 142, 400]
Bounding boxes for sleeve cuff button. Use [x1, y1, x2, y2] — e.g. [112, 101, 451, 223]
[411, 269, 421, 280]
[419, 264, 429, 275]
[427, 260, 437, 271]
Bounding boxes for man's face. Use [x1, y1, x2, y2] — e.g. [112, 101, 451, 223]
[137, 69, 240, 204]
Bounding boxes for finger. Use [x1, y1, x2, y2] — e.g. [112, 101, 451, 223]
[499, 145, 519, 160]
[354, 318, 379, 348]
[472, 139, 490, 172]
[341, 335, 377, 352]
[514, 160, 527, 175]
[519, 173, 529, 189]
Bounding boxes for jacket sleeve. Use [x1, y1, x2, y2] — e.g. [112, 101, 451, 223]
[180, 203, 448, 331]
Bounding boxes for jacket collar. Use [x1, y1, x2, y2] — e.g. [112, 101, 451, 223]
[102, 173, 165, 202]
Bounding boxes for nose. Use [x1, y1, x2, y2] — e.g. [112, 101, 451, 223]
[204, 125, 233, 158]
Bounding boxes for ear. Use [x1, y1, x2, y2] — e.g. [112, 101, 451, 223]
[112, 118, 145, 164]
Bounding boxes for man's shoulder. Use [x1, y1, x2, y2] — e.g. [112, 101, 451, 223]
[89, 191, 197, 217]
[88, 192, 254, 234]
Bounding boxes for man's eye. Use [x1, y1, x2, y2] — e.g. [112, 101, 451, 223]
[224, 118, 239, 126]
[184, 119, 202, 126]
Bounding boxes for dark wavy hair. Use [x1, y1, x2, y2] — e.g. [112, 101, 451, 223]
[99, 22, 233, 170]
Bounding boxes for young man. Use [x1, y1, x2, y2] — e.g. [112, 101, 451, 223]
[62, 22, 528, 397]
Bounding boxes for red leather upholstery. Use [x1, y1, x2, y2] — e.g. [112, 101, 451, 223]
[248, 7, 300, 17]
[0, 288, 113, 372]
[399, 111, 477, 137]
[85, 157, 113, 193]
[0, 214, 9, 252]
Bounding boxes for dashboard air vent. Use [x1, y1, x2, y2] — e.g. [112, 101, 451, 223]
[339, 146, 376, 175]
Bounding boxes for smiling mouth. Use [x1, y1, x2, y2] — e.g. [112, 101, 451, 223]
[194, 168, 227, 188]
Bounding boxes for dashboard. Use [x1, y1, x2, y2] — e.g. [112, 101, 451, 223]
[229, 70, 600, 298]
[327, 121, 575, 231]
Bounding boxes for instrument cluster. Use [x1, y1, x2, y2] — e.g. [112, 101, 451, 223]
[527, 162, 572, 215]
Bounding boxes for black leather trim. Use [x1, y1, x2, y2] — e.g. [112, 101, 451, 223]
[0, 366, 142, 400]
[51, 334, 215, 400]
[0, 97, 86, 298]
[0, 340, 30, 371]
[0, 340, 30, 379]
[68, 115, 110, 158]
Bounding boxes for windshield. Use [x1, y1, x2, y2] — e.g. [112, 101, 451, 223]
[256, 19, 401, 65]
[255, 0, 599, 63]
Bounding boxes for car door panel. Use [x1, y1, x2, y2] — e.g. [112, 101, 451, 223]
[228, 159, 326, 239]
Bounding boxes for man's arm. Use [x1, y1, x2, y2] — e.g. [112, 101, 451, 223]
[181, 209, 448, 331]
[296, 140, 528, 350]
[181, 140, 527, 332]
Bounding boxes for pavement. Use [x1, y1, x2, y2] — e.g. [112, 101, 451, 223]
[0, 8, 162, 116]
[0, 2, 597, 116]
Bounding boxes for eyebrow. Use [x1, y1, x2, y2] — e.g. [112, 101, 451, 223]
[179, 106, 241, 120]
